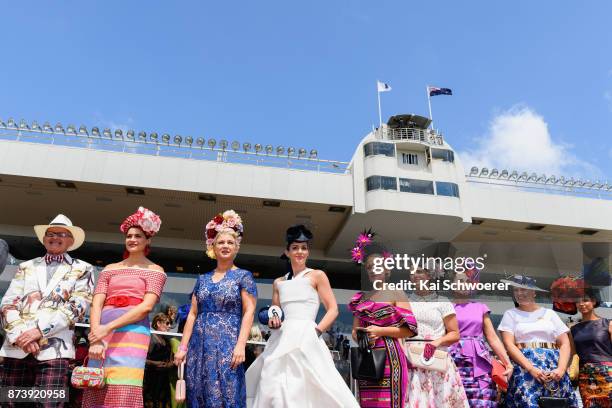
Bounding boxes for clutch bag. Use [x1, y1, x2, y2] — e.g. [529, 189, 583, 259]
[257, 305, 284, 325]
[491, 358, 508, 391]
[71, 357, 105, 389]
[405, 343, 448, 372]
[175, 362, 186, 403]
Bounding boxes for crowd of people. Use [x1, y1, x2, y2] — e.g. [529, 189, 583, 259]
[0, 208, 610, 408]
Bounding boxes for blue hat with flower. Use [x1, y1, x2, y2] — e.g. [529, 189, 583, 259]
[500, 274, 548, 292]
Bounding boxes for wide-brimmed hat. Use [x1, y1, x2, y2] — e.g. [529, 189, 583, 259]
[500, 274, 548, 292]
[34, 214, 85, 252]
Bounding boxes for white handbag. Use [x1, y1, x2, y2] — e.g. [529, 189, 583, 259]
[175, 362, 186, 403]
[405, 343, 449, 373]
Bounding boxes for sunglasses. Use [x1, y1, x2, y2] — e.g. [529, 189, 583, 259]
[45, 232, 73, 239]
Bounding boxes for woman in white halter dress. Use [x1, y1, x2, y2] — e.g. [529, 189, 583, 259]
[246, 225, 359, 408]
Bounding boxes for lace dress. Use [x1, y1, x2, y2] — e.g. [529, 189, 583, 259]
[185, 268, 257, 408]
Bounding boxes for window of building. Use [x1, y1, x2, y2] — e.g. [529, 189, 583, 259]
[430, 148, 455, 163]
[436, 181, 460, 197]
[401, 152, 418, 165]
[398, 178, 434, 194]
[364, 142, 395, 158]
[366, 175, 397, 191]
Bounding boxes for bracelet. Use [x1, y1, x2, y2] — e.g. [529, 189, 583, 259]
[178, 344, 188, 353]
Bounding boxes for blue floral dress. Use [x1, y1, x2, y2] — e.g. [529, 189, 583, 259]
[186, 268, 257, 408]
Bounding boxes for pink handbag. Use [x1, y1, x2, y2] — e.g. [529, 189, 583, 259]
[175, 362, 186, 403]
[71, 358, 105, 389]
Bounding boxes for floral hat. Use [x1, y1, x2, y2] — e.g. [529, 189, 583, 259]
[120, 207, 162, 237]
[550, 276, 588, 314]
[205, 210, 243, 259]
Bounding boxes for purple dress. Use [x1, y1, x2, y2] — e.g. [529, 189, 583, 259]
[448, 302, 497, 408]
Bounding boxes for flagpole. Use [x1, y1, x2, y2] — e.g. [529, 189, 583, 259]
[426, 85, 434, 130]
[377, 87, 382, 127]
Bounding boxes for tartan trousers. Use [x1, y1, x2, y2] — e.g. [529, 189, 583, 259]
[0, 355, 69, 408]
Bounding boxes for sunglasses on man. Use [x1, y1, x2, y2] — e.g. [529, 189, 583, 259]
[45, 232, 73, 238]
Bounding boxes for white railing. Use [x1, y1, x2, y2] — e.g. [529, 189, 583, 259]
[375, 125, 444, 145]
[466, 175, 612, 200]
[0, 126, 349, 174]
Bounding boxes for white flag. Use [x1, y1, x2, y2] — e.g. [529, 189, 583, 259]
[377, 81, 391, 92]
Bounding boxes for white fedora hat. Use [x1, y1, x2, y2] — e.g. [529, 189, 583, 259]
[34, 214, 85, 252]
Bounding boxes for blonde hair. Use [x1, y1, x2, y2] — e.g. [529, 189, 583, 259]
[248, 325, 263, 342]
[206, 229, 241, 259]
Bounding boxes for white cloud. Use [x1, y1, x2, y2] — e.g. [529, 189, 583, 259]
[458, 105, 600, 179]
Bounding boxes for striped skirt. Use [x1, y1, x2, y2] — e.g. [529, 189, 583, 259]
[357, 337, 408, 408]
[83, 306, 151, 408]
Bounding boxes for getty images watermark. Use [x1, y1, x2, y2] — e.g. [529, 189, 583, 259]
[369, 253, 510, 292]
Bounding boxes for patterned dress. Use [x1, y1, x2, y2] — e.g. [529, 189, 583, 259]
[498, 307, 578, 408]
[83, 267, 167, 408]
[406, 296, 470, 408]
[449, 302, 497, 408]
[186, 268, 257, 408]
[348, 292, 418, 408]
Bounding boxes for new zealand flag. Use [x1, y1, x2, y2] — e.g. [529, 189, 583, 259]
[429, 87, 453, 97]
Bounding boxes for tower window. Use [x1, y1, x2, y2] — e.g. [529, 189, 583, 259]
[401, 153, 418, 165]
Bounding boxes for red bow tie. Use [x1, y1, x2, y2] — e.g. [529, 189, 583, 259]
[45, 254, 66, 265]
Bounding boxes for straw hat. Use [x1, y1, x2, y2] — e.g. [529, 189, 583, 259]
[34, 214, 85, 252]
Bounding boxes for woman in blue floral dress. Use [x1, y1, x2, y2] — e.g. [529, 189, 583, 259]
[498, 275, 578, 408]
[174, 210, 257, 407]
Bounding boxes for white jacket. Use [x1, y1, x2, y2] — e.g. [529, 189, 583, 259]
[0, 255, 94, 360]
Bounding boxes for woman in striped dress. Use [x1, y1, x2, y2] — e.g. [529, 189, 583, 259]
[349, 240, 418, 408]
[84, 207, 167, 408]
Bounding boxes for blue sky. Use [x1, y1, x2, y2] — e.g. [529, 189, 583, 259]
[1, 1, 611, 180]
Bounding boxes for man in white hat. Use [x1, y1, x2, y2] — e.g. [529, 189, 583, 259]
[0, 214, 95, 406]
